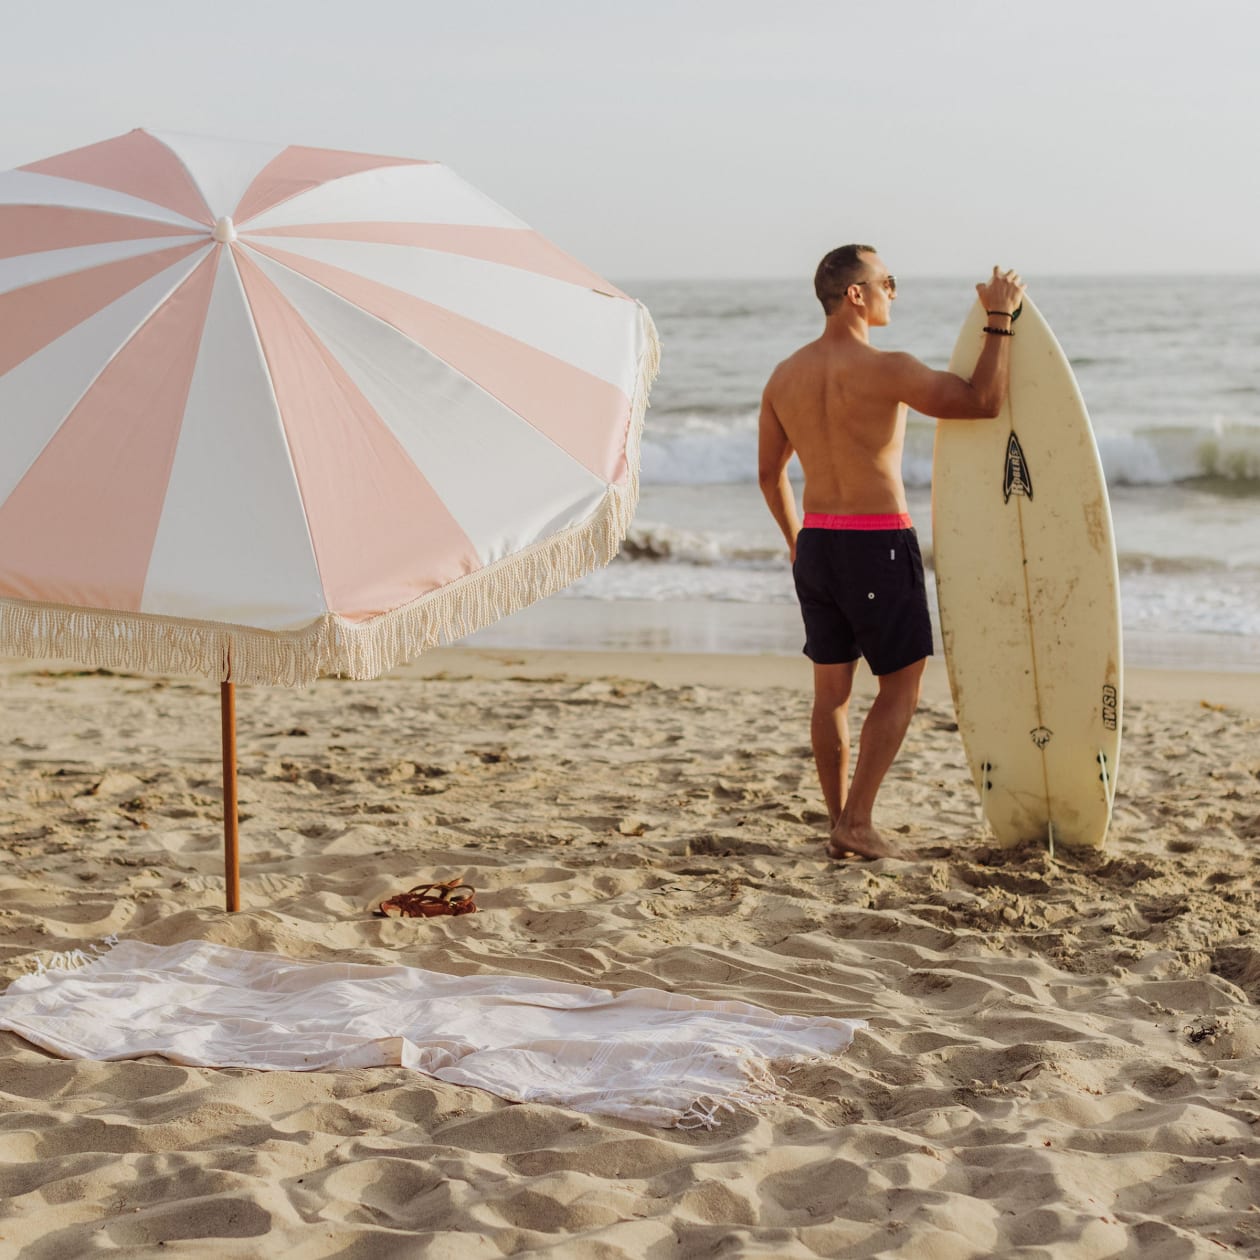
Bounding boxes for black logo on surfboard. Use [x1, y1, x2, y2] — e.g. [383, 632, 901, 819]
[1030, 726, 1053, 749]
[1003, 432, 1033, 502]
[1101, 685, 1118, 731]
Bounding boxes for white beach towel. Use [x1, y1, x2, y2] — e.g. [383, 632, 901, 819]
[0, 940, 864, 1128]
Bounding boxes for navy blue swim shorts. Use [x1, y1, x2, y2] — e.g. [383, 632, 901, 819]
[792, 525, 934, 675]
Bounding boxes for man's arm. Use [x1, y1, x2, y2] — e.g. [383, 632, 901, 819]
[881, 341, 1009, 420]
[758, 386, 801, 562]
[880, 267, 1026, 420]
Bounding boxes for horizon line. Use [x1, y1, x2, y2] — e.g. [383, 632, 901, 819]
[613, 270, 1260, 285]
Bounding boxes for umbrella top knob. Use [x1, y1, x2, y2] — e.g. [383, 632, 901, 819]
[212, 216, 238, 244]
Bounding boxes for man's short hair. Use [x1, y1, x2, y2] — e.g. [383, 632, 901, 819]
[815, 244, 876, 315]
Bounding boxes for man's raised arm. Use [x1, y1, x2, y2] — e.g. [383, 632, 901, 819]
[881, 267, 1026, 420]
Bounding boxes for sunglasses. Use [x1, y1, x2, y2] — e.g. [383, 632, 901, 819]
[855, 274, 897, 295]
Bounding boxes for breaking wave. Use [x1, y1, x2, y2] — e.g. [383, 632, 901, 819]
[640, 413, 1260, 491]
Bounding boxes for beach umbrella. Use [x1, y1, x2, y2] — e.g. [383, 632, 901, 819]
[0, 128, 658, 909]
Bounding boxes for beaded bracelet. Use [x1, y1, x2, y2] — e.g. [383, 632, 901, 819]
[985, 302, 1024, 322]
[982, 326, 1015, 336]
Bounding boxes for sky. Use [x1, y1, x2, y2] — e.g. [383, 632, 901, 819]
[1, 0, 1257, 281]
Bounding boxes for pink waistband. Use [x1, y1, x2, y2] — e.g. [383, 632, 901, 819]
[802, 512, 913, 531]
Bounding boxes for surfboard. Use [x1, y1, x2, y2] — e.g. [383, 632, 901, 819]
[932, 296, 1122, 851]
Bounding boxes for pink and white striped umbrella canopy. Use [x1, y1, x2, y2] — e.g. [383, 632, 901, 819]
[0, 129, 658, 685]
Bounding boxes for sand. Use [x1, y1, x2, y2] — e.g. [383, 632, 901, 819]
[1, 648, 1258, 1258]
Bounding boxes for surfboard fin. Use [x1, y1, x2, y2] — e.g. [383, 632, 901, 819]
[1098, 749, 1115, 814]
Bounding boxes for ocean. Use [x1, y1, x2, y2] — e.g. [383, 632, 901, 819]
[471, 276, 1260, 670]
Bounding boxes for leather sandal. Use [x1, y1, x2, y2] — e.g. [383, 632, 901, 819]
[377, 878, 478, 918]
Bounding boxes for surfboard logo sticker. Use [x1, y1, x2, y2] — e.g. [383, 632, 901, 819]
[1101, 685, 1118, 730]
[1003, 432, 1034, 502]
[1030, 726, 1053, 749]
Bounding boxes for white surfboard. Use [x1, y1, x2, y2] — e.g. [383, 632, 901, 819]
[932, 297, 1122, 850]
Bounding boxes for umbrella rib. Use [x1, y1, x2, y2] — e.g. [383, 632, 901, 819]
[239, 242, 625, 480]
[231, 152, 429, 230]
[0, 189, 209, 231]
[245, 223, 625, 296]
[146, 130, 216, 229]
[5, 169, 210, 231]
[0, 248, 212, 495]
[0, 236, 208, 297]
[220, 245, 327, 615]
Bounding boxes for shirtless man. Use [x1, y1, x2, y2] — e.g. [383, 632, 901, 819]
[758, 245, 1026, 860]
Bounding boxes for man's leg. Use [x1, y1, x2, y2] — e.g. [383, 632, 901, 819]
[829, 657, 926, 860]
[811, 660, 857, 829]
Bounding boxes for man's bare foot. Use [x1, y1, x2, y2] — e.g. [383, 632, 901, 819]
[827, 819, 910, 861]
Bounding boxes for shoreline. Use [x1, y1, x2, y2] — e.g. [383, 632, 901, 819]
[6, 639, 1260, 713]
[460, 595, 1260, 675]
[394, 645, 1260, 715]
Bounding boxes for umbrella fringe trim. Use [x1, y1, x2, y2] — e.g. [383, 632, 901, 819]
[0, 305, 660, 688]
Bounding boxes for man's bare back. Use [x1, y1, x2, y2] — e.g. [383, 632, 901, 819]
[764, 336, 911, 519]
[758, 247, 1025, 861]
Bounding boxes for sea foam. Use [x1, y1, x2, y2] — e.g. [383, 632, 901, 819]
[640, 412, 1260, 490]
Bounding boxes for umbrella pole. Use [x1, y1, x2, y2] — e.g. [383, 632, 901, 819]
[221, 682, 241, 912]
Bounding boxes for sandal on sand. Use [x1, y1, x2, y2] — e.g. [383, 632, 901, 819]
[377, 878, 478, 918]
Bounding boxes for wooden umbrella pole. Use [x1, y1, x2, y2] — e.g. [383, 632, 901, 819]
[221, 681, 241, 912]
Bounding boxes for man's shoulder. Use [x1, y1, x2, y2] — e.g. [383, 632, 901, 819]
[767, 340, 920, 401]
[762, 349, 799, 404]
[772, 340, 819, 373]
[787, 339, 908, 380]
[857, 346, 926, 385]
[765, 340, 825, 389]
[875, 346, 919, 368]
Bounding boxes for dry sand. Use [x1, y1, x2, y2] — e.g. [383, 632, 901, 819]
[0, 649, 1258, 1258]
